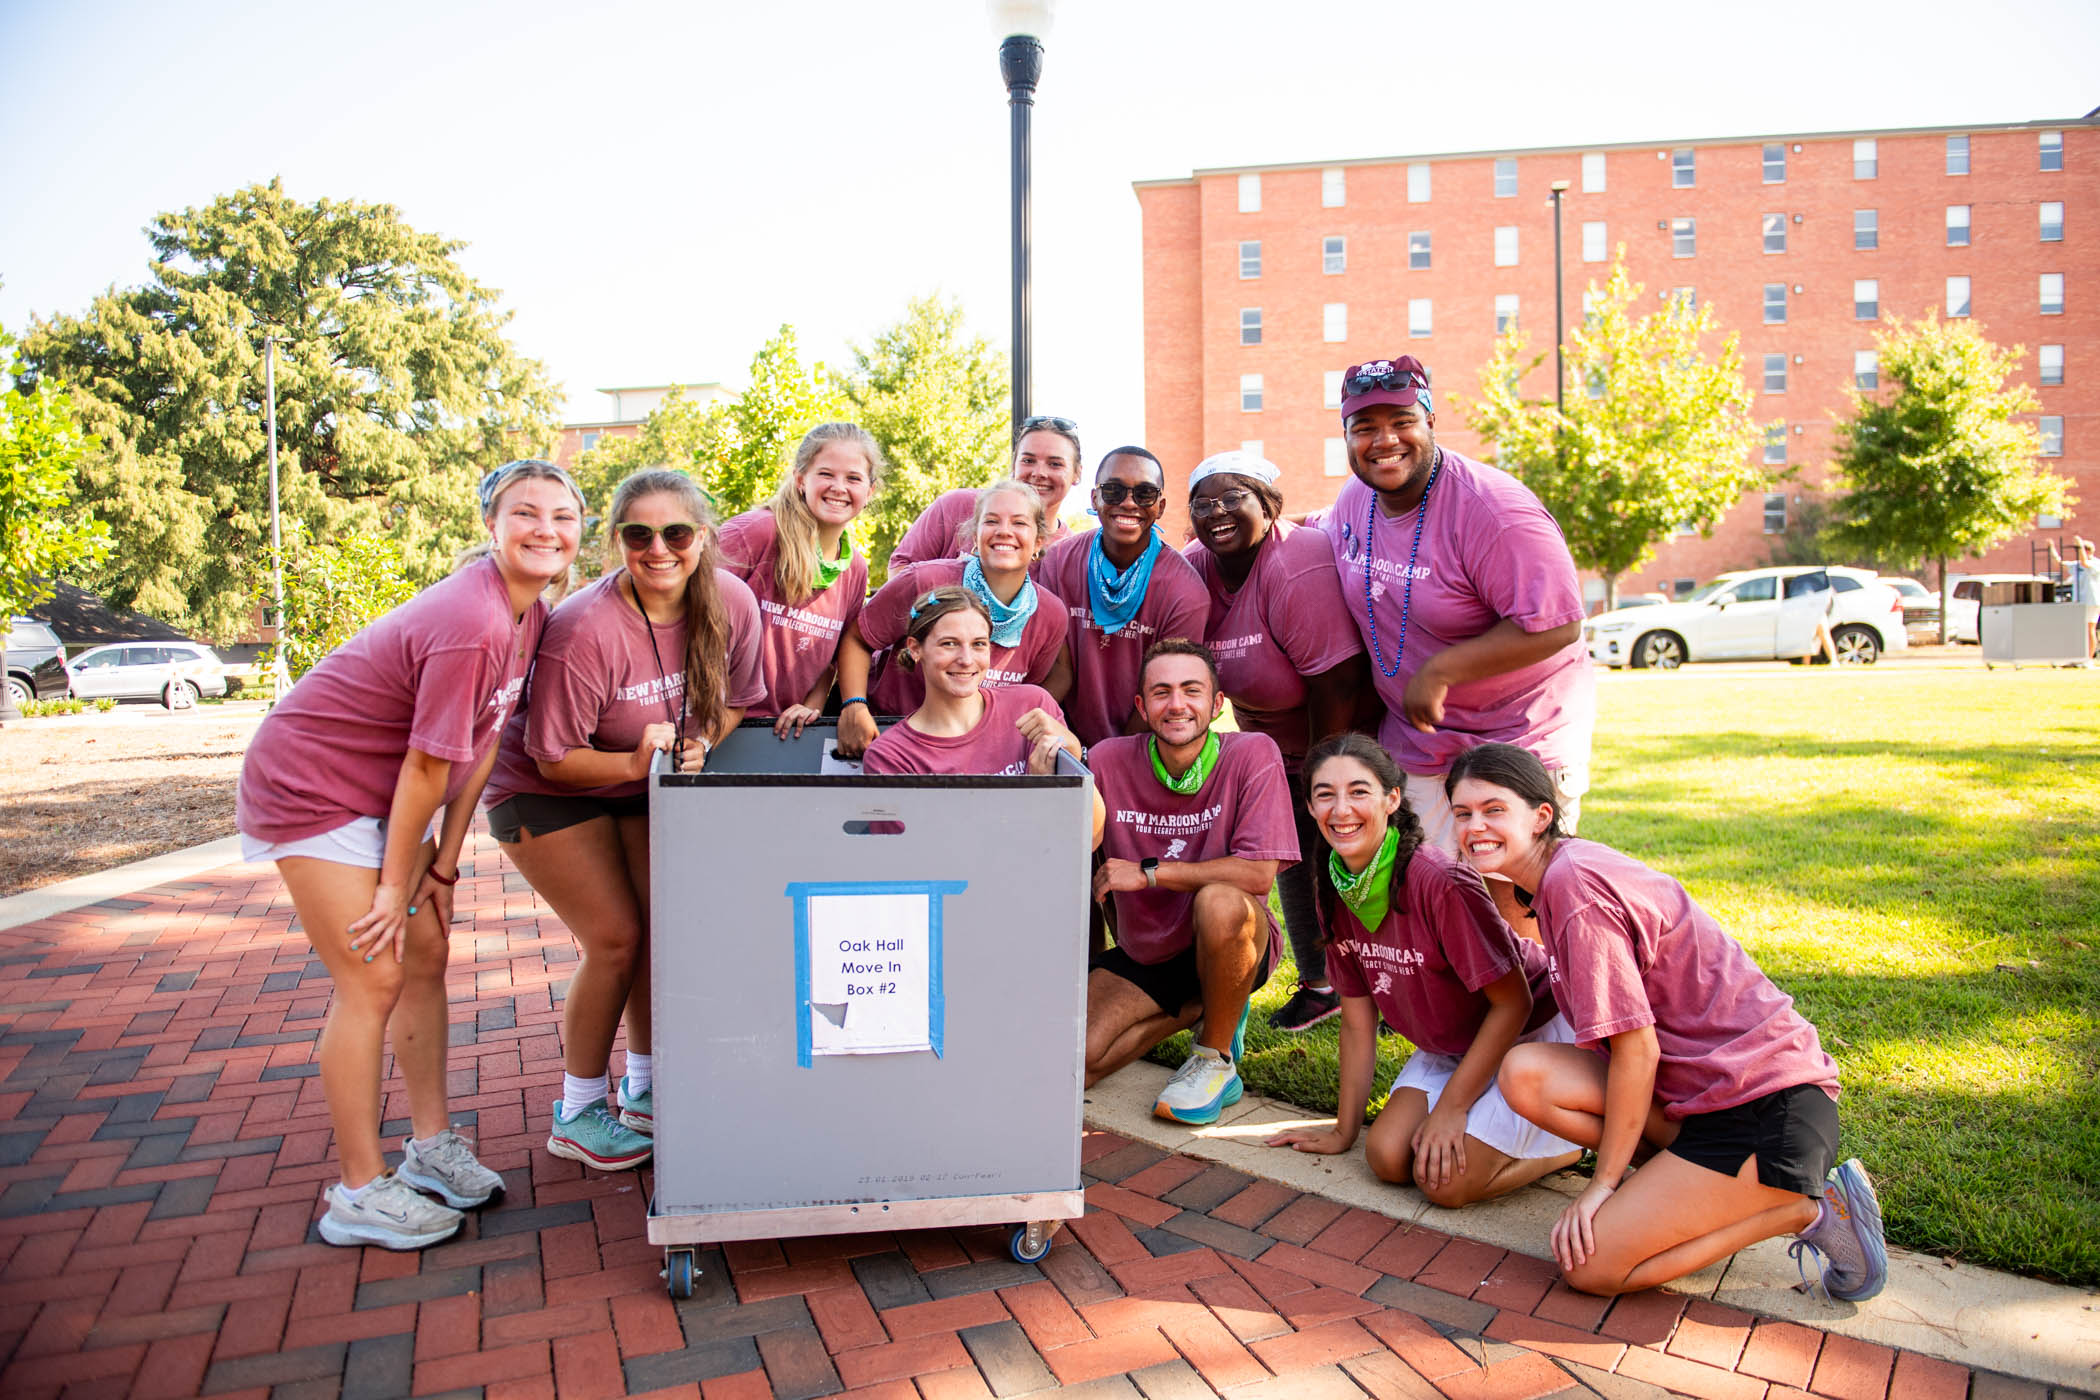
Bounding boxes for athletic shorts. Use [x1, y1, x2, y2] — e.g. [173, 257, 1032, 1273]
[1089, 903, 1280, 1016]
[239, 815, 429, 869]
[1389, 1013, 1583, 1162]
[1665, 1082, 1840, 1197]
[486, 791, 648, 844]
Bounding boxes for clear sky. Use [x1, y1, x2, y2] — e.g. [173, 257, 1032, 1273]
[2, 0, 2095, 453]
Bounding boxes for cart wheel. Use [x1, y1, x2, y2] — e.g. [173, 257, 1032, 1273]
[1010, 1223, 1052, 1263]
[666, 1248, 696, 1299]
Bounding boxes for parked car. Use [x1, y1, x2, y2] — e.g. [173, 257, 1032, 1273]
[4, 618, 73, 706]
[66, 641, 228, 705]
[1584, 565, 1908, 669]
[1944, 574, 2055, 644]
[1878, 577, 1942, 642]
[1592, 592, 1671, 614]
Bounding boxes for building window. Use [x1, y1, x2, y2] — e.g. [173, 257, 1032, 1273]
[1855, 279, 1880, 320]
[2040, 344, 2064, 386]
[1324, 369, 1344, 408]
[1673, 519, 1697, 537]
[2041, 273, 2064, 315]
[1240, 308, 1262, 346]
[1759, 144, 1785, 184]
[1408, 298, 1432, 338]
[1408, 231, 1431, 270]
[1494, 225, 1519, 267]
[2041, 202, 2064, 241]
[1855, 350, 1878, 390]
[1408, 162, 1431, 203]
[1764, 354, 1788, 393]
[1323, 235, 1346, 274]
[1764, 492, 1788, 534]
[2040, 130, 2063, 172]
[1586, 367, 1607, 399]
[1495, 294, 1519, 334]
[1764, 424, 1787, 465]
[1324, 437, 1347, 477]
[1855, 209, 1878, 250]
[1582, 152, 1606, 192]
[579, 431, 601, 452]
[1323, 303, 1347, 343]
[1322, 167, 1345, 208]
[1672, 577, 1698, 597]
[1671, 217, 1695, 258]
[1240, 440, 1263, 458]
[1854, 139, 1877, 179]
[1494, 158, 1517, 197]
[1947, 276, 1972, 317]
[1582, 288, 1601, 326]
[2039, 416, 2063, 456]
[1671, 148, 1696, 187]
[1239, 240, 1261, 278]
[1947, 134, 1970, 175]
[1668, 286, 1697, 312]
[1240, 373, 1263, 412]
[1582, 220, 1606, 263]
[1238, 173, 1261, 213]
[1764, 284, 1787, 324]
[1946, 205, 1970, 247]
[1763, 213, 1787, 254]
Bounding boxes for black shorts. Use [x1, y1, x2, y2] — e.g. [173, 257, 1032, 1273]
[1665, 1082, 1840, 1197]
[1088, 905, 1279, 1016]
[486, 791, 648, 844]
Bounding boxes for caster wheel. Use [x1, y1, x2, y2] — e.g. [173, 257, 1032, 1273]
[1010, 1224, 1051, 1263]
[666, 1248, 696, 1299]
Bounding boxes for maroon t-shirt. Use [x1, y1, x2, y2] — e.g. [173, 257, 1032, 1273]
[860, 683, 1063, 777]
[716, 508, 868, 717]
[1324, 844, 1556, 1057]
[1532, 839, 1840, 1118]
[887, 487, 1073, 574]
[1092, 730, 1300, 965]
[1038, 530, 1209, 750]
[237, 558, 544, 843]
[1184, 522, 1364, 771]
[484, 569, 768, 805]
[858, 559, 1067, 717]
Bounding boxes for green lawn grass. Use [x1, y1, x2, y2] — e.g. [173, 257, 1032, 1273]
[1157, 667, 2100, 1285]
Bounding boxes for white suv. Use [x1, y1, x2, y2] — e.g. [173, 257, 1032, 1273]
[67, 641, 228, 704]
[1585, 567, 1909, 669]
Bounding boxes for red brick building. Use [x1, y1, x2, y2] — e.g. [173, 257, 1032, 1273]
[1137, 114, 2094, 603]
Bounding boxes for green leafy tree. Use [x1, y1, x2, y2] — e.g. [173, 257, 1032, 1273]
[1468, 256, 1770, 609]
[1826, 314, 2069, 641]
[21, 179, 561, 640]
[836, 295, 1009, 586]
[257, 526, 417, 689]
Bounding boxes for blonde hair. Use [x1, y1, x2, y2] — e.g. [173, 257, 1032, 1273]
[965, 477, 1049, 559]
[606, 469, 731, 744]
[767, 422, 885, 603]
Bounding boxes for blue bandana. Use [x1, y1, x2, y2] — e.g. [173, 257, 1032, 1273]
[962, 553, 1037, 648]
[1087, 528, 1164, 636]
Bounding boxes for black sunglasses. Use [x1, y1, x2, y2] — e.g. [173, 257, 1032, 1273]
[616, 521, 700, 551]
[1096, 481, 1163, 508]
[1343, 368, 1431, 397]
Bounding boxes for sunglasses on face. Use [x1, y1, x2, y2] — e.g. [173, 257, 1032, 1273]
[616, 521, 700, 551]
[1343, 367, 1431, 398]
[1188, 489, 1256, 520]
[1095, 481, 1164, 508]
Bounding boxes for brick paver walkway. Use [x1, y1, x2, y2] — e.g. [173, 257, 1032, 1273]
[0, 838, 2076, 1399]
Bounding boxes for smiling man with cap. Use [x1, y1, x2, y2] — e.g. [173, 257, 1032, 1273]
[1314, 355, 1594, 854]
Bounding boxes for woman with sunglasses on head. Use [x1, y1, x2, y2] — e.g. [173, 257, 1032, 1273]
[1267, 734, 1581, 1206]
[888, 414, 1084, 573]
[717, 422, 882, 738]
[1037, 446, 1209, 750]
[483, 469, 765, 1172]
[1445, 743, 1886, 1302]
[235, 459, 583, 1250]
[834, 478, 1072, 760]
[1183, 451, 1373, 1033]
[860, 587, 1082, 778]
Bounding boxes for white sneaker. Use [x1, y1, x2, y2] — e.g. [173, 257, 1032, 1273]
[318, 1173, 463, 1250]
[1154, 1046, 1243, 1125]
[396, 1129, 505, 1208]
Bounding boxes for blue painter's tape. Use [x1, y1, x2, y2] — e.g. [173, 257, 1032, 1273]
[784, 880, 966, 1068]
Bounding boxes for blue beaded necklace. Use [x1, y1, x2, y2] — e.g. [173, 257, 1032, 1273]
[1362, 448, 1442, 680]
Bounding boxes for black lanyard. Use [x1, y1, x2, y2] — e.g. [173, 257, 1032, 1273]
[626, 574, 686, 756]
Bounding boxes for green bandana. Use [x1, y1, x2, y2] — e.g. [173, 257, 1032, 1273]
[812, 537, 851, 591]
[1149, 731, 1220, 795]
[1330, 825, 1400, 932]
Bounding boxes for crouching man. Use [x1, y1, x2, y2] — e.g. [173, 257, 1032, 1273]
[1086, 640, 1300, 1123]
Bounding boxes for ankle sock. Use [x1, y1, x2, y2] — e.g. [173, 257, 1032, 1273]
[561, 1073, 609, 1120]
[624, 1052, 653, 1097]
[1800, 1198, 1831, 1237]
[339, 1176, 378, 1203]
[408, 1132, 445, 1155]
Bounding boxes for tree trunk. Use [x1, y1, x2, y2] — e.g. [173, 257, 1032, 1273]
[0, 639, 17, 724]
[1604, 574, 1619, 612]
[1937, 555, 1951, 646]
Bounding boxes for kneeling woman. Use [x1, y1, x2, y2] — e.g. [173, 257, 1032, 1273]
[860, 587, 1080, 777]
[485, 469, 766, 1171]
[1267, 734, 1581, 1206]
[1446, 743, 1886, 1300]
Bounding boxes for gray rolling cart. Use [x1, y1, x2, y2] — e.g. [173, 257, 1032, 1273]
[645, 719, 1092, 1298]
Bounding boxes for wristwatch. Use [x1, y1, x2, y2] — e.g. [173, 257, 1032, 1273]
[1140, 857, 1160, 888]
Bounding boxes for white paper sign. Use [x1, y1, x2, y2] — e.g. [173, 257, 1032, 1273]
[806, 892, 931, 1055]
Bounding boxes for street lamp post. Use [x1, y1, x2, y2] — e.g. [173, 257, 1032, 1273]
[991, 0, 1052, 439]
[263, 335, 290, 697]
[1548, 180, 1570, 420]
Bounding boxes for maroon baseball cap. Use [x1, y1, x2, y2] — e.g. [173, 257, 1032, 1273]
[1339, 356, 1434, 421]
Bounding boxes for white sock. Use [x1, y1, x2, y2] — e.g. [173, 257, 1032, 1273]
[624, 1052, 654, 1096]
[562, 1072, 609, 1120]
[339, 1176, 377, 1202]
[409, 1132, 446, 1155]
[1800, 1198, 1831, 1237]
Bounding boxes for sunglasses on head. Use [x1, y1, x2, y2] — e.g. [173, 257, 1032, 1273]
[1188, 488, 1256, 519]
[1343, 367, 1431, 398]
[477, 459, 580, 514]
[616, 521, 700, 551]
[1096, 481, 1163, 508]
[1020, 414, 1078, 435]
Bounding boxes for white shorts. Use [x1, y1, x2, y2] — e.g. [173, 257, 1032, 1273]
[1406, 761, 1589, 858]
[239, 816, 430, 869]
[1388, 1012, 1584, 1161]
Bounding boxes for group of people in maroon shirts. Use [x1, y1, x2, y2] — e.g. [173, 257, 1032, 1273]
[235, 353, 1888, 1305]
